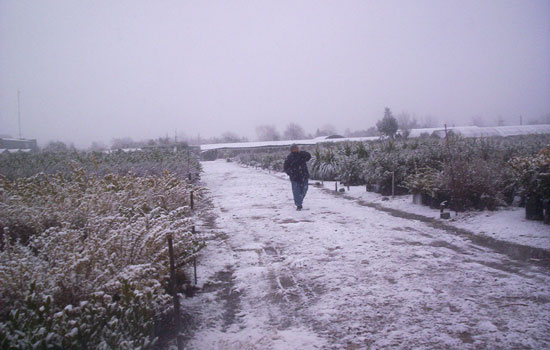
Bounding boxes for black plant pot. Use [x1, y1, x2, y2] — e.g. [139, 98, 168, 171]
[525, 196, 544, 221]
[395, 186, 409, 196]
[421, 193, 432, 206]
[429, 198, 441, 209]
[380, 185, 392, 196]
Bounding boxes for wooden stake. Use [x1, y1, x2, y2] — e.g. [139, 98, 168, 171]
[193, 257, 197, 285]
[167, 234, 183, 350]
[392, 171, 395, 197]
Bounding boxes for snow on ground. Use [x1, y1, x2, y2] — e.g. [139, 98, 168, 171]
[268, 176, 549, 251]
[182, 160, 550, 349]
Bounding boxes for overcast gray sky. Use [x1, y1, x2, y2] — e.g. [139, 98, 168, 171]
[1, 0, 549, 147]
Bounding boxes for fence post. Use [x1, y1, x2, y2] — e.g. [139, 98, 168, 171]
[190, 190, 194, 210]
[335, 182, 338, 192]
[392, 171, 395, 197]
[193, 257, 197, 285]
[167, 234, 183, 350]
[187, 149, 191, 181]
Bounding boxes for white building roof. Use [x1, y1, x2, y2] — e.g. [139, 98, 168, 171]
[413, 125, 550, 138]
[200, 125, 549, 152]
[0, 148, 32, 153]
[200, 136, 379, 151]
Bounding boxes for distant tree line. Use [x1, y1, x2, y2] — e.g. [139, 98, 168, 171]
[35, 109, 549, 152]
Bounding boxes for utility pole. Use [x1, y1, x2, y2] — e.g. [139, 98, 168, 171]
[519, 115, 522, 126]
[17, 90, 22, 139]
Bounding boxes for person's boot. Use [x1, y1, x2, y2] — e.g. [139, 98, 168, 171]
[296, 205, 302, 211]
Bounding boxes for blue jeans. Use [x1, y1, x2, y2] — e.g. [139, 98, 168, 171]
[291, 180, 309, 207]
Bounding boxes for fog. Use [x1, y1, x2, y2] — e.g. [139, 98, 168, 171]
[1, 0, 549, 147]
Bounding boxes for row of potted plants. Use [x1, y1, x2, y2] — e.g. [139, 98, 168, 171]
[231, 135, 550, 222]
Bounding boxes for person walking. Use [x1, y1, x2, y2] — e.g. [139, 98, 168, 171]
[283, 144, 312, 211]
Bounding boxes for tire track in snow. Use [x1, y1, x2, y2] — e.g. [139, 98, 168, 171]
[183, 160, 550, 350]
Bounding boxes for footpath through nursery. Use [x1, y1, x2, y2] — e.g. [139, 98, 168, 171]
[182, 160, 550, 350]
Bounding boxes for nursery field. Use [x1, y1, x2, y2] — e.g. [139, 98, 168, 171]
[232, 134, 550, 220]
[0, 149, 204, 349]
[1, 138, 549, 350]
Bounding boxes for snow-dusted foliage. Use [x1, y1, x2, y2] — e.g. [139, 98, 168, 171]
[0, 147, 201, 181]
[509, 146, 550, 200]
[0, 281, 157, 349]
[310, 147, 341, 182]
[234, 151, 286, 172]
[402, 166, 444, 198]
[0, 157, 204, 348]
[233, 135, 550, 211]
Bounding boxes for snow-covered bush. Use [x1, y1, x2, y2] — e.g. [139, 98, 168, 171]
[234, 151, 286, 172]
[0, 281, 157, 350]
[0, 148, 201, 181]
[440, 159, 512, 211]
[509, 146, 550, 201]
[0, 167, 205, 348]
[232, 135, 550, 210]
[403, 166, 443, 197]
[361, 140, 418, 195]
[338, 155, 366, 186]
[310, 147, 340, 181]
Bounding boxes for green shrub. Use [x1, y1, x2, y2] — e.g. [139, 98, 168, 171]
[509, 146, 550, 201]
[0, 281, 157, 350]
[0, 166, 204, 348]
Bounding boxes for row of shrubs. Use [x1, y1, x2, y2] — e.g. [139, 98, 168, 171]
[232, 135, 550, 217]
[0, 153, 204, 348]
[0, 147, 201, 181]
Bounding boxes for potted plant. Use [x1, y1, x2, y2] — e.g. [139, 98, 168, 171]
[403, 167, 443, 207]
[509, 147, 550, 221]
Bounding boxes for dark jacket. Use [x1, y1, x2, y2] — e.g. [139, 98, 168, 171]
[284, 151, 311, 182]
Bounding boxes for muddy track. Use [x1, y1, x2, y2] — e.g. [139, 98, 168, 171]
[182, 161, 550, 349]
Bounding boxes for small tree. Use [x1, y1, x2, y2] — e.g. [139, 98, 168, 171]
[90, 141, 106, 152]
[314, 124, 337, 137]
[283, 123, 306, 140]
[220, 132, 243, 143]
[111, 137, 137, 150]
[397, 112, 418, 138]
[255, 125, 280, 141]
[43, 141, 70, 153]
[377, 108, 398, 138]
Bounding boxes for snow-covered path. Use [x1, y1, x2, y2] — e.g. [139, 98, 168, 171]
[183, 160, 550, 349]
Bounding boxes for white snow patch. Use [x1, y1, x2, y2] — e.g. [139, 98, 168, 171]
[188, 327, 326, 349]
[182, 160, 550, 350]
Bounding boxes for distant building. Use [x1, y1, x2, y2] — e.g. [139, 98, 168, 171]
[417, 125, 550, 138]
[200, 124, 550, 157]
[0, 138, 38, 153]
